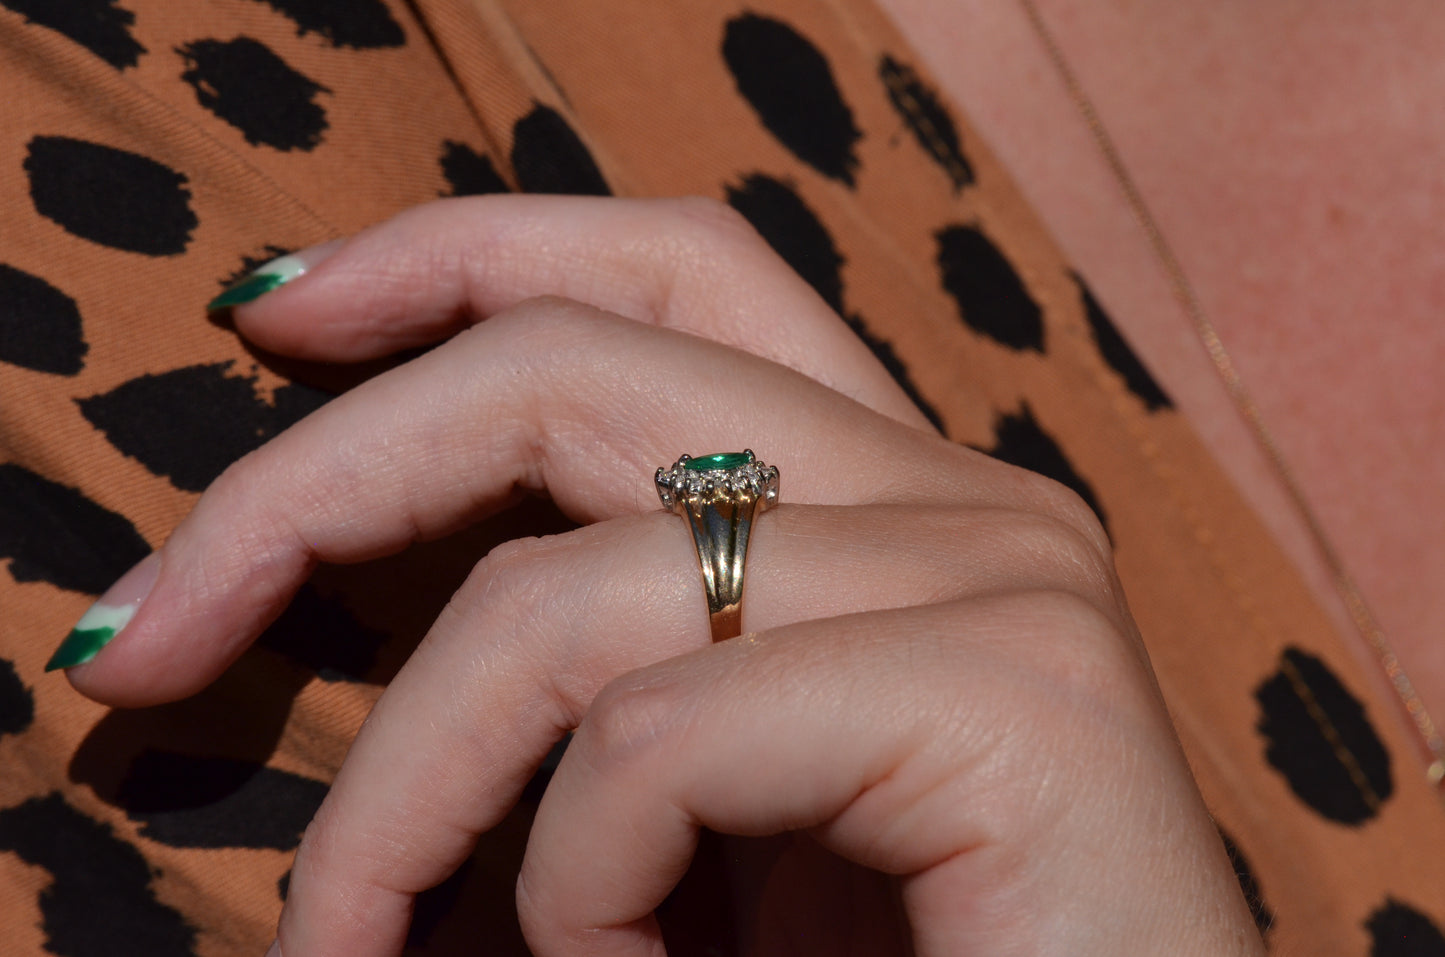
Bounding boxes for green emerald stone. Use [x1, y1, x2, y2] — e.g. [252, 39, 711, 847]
[683, 452, 752, 471]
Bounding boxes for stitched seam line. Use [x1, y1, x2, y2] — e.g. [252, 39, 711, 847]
[1280, 653, 1382, 812]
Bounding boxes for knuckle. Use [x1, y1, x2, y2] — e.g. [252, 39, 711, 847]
[1004, 508, 1119, 597]
[515, 869, 589, 954]
[294, 798, 390, 885]
[663, 194, 759, 244]
[653, 196, 783, 289]
[477, 295, 634, 379]
[456, 294, 603, 385]
[1030, 585, 1122, 645]
[1006, 588, 1175, 776]
[577, 670, 689, 771]
[182, 454, 316, 603]
[450, 529, 645, 728]
[287, 805, 360, 903]
[944, 589, 1169, 829]
[292, 778, 477, 905]
[479, 532, 557, 579]
[1011, 469, 1112, 558]
[998, 588, 1140, 705]
[463, 535, 561, 623]
[482, 293, 601, 340]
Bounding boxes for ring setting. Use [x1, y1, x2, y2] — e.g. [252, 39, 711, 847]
[656, 450, 779, 641]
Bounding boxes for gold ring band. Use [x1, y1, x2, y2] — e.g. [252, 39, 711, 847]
[655, 451, 779, 641]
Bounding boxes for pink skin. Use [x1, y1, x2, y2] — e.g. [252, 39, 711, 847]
[61, 196, 1264, 956]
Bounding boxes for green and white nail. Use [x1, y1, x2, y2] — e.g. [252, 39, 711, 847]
[208, 238, 345, 312]
[206, 253, 314, 311]
[47, 603, 139, 671]
[46, 552, 160, 671]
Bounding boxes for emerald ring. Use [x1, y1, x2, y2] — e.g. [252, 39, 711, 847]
[655, 451, 779, 641]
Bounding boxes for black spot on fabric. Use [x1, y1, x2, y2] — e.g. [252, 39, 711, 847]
[76, 361, 331, 493]
[727, 173, 843, 311]
[248, 0, 403, 48]
[722, 14, 861, 186]
[0, 793, 197, 957]
[69, 659, 310, 820]
[511, 104, 610, 196]
[1076, 275, 1171, 410]
[842, 314, 944, 433]
[440, 140, 510, 196]
[220, 245, 291, 289]
[114, 750, 328, 850]
[1255, 646, 1393, 825]
[25, 136, 196, 256]
[878, 55, 973, 190]
[178, 37, 329, 151]
[258, 583, 389, 682]
[726, 174, 942, 430]
[1367, 899, 1445, 957]
[0, 0, 145, 69]
[986, 404, 1107, 530]
[0, 657, 35, 737]
[936, 225, 1044, 352]
[0, 263, 87, 374]
[0, 463, 151, 594]
[1219, 829, 1274, 938]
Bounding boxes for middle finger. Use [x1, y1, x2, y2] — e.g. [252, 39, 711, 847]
[67, 298, 1096, 704]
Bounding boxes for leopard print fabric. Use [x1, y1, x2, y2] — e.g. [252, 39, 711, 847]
[2, 1, 1443, 954]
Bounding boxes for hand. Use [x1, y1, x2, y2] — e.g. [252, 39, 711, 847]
[63, 196, 1264, 956]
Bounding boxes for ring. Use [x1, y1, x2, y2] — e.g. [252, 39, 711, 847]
[655, 450, 780, 641]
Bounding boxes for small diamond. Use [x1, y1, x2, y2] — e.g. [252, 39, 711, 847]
[656, 452, 778, 509]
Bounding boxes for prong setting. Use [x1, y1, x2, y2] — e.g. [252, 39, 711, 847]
[655, 452, 780, 511]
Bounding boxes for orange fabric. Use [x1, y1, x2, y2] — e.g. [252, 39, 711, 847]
[1, 1, 1441, 954]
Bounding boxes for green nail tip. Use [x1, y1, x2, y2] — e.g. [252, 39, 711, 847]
[207, 271, 288, 311]
[45, 626, 118, 671]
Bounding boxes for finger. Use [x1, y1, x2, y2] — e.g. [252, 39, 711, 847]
[517, 601, 1263, 957]
[64, 301, 1097, 705]
[273, 501, 1124, 957]
[228, 194, 931, 429]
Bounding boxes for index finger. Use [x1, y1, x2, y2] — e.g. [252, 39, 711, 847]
[227, 194, 934, 430]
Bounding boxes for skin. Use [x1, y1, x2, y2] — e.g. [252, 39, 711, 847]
[876, 0, 1445, 724]
[62, 195, 1263, 955]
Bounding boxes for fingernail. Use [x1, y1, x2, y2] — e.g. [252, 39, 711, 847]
[264, 940, 282, 957]
[207, 240, 343, 311]
[47, 552, 161, 671]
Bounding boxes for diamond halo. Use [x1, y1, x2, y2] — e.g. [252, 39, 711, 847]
[654, 450, 780, 511]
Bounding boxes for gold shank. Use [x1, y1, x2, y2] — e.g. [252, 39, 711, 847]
[657, 453, 779, 642]
[681, 495, 758, 641]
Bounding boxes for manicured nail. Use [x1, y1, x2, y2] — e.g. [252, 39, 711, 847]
[47, 552, 161, 671]
[207, 240, 342, 311]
